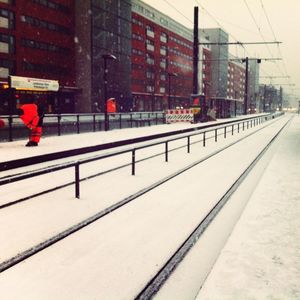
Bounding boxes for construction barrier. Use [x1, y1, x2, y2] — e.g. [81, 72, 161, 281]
[165, 109, 194, 123]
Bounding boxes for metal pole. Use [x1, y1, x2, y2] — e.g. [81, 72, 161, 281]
[75, 163, 80, 199]
[263, 84, 266, 112]
[193, 7, 199, 95]
[8, 88, 13, 142]
[244, 57, 249, 115]
[168, 74, 171, 109]
[103, 58, 109, 131]
[132, 150, 135, 175]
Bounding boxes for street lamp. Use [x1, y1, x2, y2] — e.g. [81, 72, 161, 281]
[167, 72, 177, 109]
[102, 54, 117, 131]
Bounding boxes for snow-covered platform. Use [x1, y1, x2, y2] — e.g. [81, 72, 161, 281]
[196, 114, 300, 299]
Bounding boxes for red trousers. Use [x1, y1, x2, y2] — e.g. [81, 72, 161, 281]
[29, 127, 42, 143]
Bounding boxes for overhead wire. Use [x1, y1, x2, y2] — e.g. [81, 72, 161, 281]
[194, 0, 273, 77]
[259, 0, 291, 85]
[161, 0, 194, 25]
[243, 0, 289, 83]
[161, 0, 273, 78]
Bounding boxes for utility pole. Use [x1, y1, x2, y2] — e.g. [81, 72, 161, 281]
[198, 40, 281, 116]
[193, 6, 199, 96]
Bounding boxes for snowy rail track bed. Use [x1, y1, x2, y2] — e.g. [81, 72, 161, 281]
[0, 114, 291, 299]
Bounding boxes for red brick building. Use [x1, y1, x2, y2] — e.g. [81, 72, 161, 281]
[227, 56, 245, 115]
[132, 0, 195, 111]
[0, 0, 76, 113]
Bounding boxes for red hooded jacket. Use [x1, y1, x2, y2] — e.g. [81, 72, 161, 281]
[19, 104, 39, 129]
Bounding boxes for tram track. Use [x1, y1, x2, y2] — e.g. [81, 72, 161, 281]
[135, 115, 292, 300]
[0, 115, 289, 278]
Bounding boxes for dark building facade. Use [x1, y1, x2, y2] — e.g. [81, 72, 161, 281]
[0, 0, 77, 114]
[259, 84, 281, 112]
[75, 0, 132, 113]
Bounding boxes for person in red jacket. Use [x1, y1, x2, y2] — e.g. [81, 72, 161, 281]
[18, 100, 44, 147]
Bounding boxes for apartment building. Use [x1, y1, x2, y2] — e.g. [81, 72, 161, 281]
[227, 55, 245, 116]
[131, 0, 195, 111]
[0, 0, 76, 113]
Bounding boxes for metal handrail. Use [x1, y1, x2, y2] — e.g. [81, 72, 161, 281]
[0, 113, 282, 199]
[0, 112, 165, 141]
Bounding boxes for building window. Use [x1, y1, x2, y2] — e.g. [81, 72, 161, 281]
[146, 39, 154, 51]
[132, 18, 143, 27]
[31, 0, 70, 14]
[146, 25, 154, 38]
[0, 9, 14, 29]
[23, 61, 69, 75]
[160, 45, 167, 56]
[132, 63, 143, 70]
[160, 73, 166, 81]
[0, 58, 14, 77]
[132, 48, 143, 56]
[146, 53, 154, 65]
[0, 33, 14, 53]
[21, 38, 70, 54]
[160, 32, 168, 43]
[146, 85, 154, 93]
[160, 17, 168, 26]
[160, 58, 166, 69]
[0, 66, 9, 77]
[145, 9, 155, 19]
[21, 15, 71, 35]
[160, 86, 166, 93]
[132, 33, 143, 41]
[146, 71, 154, 79]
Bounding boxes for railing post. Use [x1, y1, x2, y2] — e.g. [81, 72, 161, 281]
[187, 136, 190, 153]
[8, 115, 13, 142]
[130, 113, 133, 128]
[215, 129, 217, 142]
[165, 141, 168, 162]
[58, 114, 61, 136]
[76, 114, 80, 134]
[119, 114, 122, 129]
[93, 114, 96, 132]
[132, 149, 135, 175]
[243, 122, 245, 131]
[203, 132, 206, 147]
[224, 126, 227, 139]
[75, 163, 80, 199]
[238, 123, 240, 133]
[232, 125, 234, 135]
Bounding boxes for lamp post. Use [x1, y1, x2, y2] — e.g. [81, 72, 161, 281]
[102, 54, 117, 131]
[167, 72, 177, 109]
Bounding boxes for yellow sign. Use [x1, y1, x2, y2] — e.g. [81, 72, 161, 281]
[190, 107, 201, 115]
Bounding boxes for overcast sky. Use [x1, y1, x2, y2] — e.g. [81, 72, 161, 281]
[143, 0, 300, 100]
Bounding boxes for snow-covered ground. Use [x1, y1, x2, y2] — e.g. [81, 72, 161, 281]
[0, 113, 299, 299]
[196, 114, 300, 299]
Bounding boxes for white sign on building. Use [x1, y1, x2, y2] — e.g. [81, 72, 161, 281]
[9, 75, 59, 92]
